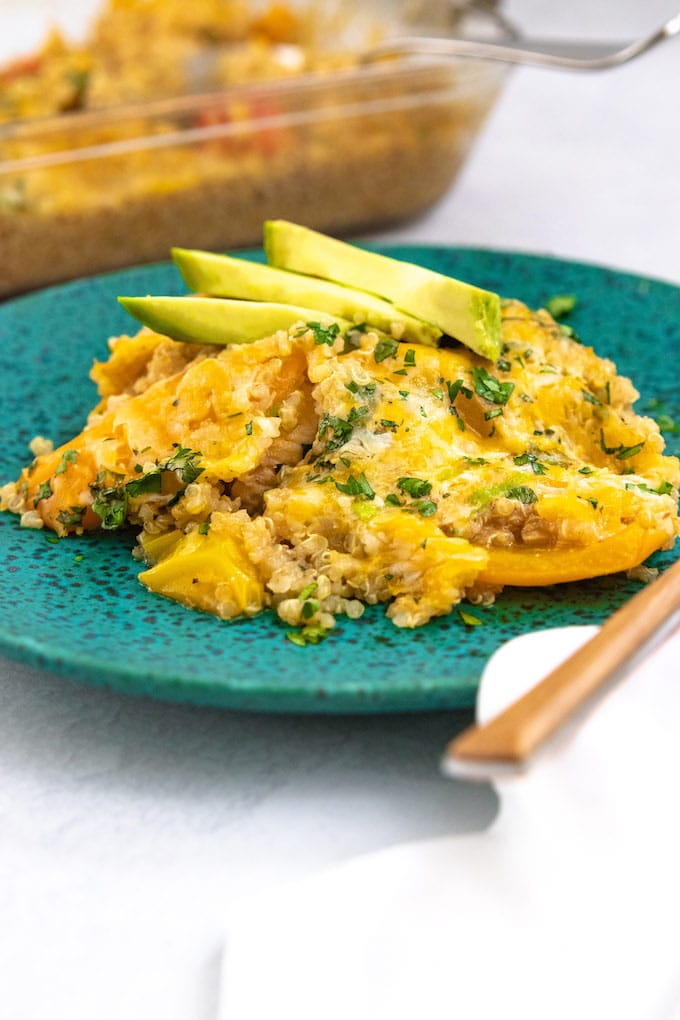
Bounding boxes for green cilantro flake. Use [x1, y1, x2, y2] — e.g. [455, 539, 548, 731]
[335, 473, 375, 499]
[513, 452, 547, 476]
[599, 430, 645, 460]
[298, 582, 318, 601]
[505, 486, 538, 504]
[397, 477, 432, 498]
[545, 294, 577, 319]
[34, 480, 52, 507]
[472, 365, 515, 406]
[56, 506, 86, 527]
[306, 321, 340, 346]
[164, 445, 203, 484]
[55, 449, 78, 475]
[91, 486, 128, 530]
[413, 499, 437, 517]
[374, 337, 400, 363]
[125, 470, 162, 497]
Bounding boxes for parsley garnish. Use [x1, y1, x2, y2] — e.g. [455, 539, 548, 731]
[505, 486, 538, 504]
[545, 294, 577, 319]
[379, 419, 399, 431]
[33, 480, 52, 507]
[459, 609, 483, 627]
[404, 349, 416, 367]
[513, 452, 547, 476]
[599, 430, 645, 460]
[335, 473, 375, 499]
[385, 493, 402, 507]
[472, 366, 515, 406]
[412, 499, 437, 517]
[345, 381, 376, 399]
[56, 506, 86, 527]
[374, 337, 400, 363]
[625, 480, 673, 496]
[55, 449, 78, 475]
[446, 378, 472, 404]
[125, 470, 162, 497]
[286, 625, 329, 647]
[397, 477, 432, 498]
[91, 486, 128, 530]
[303, 321, 340, 346]
[317, 413, 353, 452]
[164, 445, 203, 484]
[245, 421, 253, 436]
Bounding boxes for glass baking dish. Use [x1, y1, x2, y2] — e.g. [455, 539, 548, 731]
[0, 2, 509, 296]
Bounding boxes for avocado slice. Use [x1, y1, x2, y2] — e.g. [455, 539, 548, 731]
[264, 220, 502, 361]
[172, 247, 442, 348]
[118, 295, 351, 346]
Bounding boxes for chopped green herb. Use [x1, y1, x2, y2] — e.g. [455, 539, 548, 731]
[599, 430, 645, 460]
[56, 506, 86, 527]
[625, 480, 674, 496]
[505, 486, 538, 504]
[472, 365, 515, 406]
[301, 598, 320, 620]
[578, 466, 594, 475]
[374, 337, 400, 363]
[385, 493, 402, 507]
[446, 378, 472, 404]
[484, 407, 504, 421]
[125, 470, 162, 497]
[412, 499, 437, 517]
[34, 481, 52, 507]
[198, 519, 211, 535]
[164, 445, 203, 484]
[404, 349, 416, 367]
[305, 321, 340, 346]
[513, 452, 547, 476]
[497, 358, 512, 373]
[545, 294, 577, 319]
[582, 390, 602, 406]
[347, 405, 369, 425]
[91, 485, 128, 530]
[317, 413, 353, 452]
[397, 477, 432, 498]
[286, 625, 329, 647]
[345, 380, 376, 399]
[298, 582, 318, 601]
[379, 419, 399, 431]
[335, 473, 375, 499]
[55, 449, 78, 475]
[656, 414, 680, 434]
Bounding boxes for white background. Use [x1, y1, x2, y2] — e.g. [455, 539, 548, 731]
[1, 2, 679, 1017]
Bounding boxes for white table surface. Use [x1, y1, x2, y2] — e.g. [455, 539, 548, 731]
[1, 3, 679, 1017]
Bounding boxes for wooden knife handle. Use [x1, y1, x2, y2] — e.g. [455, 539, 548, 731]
[447, 556, 680, 766]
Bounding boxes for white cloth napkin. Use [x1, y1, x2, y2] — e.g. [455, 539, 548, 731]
[220, 625, 680, 1020]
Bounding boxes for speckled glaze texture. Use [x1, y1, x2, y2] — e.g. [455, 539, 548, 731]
[1, 248, 679, 712]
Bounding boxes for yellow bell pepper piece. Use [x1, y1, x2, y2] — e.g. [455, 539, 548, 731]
[478, 522, 669, 587]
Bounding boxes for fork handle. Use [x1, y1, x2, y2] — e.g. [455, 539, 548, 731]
[446, 556, 680, 766]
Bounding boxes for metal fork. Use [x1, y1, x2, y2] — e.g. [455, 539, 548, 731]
[362, 11, 680, 71]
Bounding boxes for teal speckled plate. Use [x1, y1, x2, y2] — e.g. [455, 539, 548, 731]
[1, 247, 679, 713]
